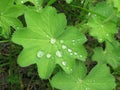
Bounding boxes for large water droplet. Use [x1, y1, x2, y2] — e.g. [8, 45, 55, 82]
[56, 50, 62, 57]
[62, 45, 67, 49]
[50, 38, 56, 44]
[46, 53, 51, 58]
[62, 61, 66, 66]
[37, 50, 44, 58]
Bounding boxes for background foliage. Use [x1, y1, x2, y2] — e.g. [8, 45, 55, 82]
[0, 0, 120, 90]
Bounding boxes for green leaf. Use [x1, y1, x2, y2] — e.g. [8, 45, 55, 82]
[66, 0, 73, 4]
[92, 41, 120, 69]
[51, 62, 116, 90]
[0, 0, 13, 12]
[15, 0, 43, 7]
[0, 0, 24, 38]
[113, 0, 120, 11]
[87, 2, 118, 42]
[12, 6, 87, 79]
[107, 0, 120, 11]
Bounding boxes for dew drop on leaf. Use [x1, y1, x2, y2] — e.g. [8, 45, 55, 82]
[62, 45, 67, 49]
[79, 55, 83, 58]
[62, 61, 66, 66]
[72, 40, 75, 42]
[85, 87, 90, 90]
[106, 34, 109, 36]
[74, 52, 78, 55]
[70, 53, 73, 55]
[21, 1, 24, 3]
[50, 38, 56, 44]
[37, 50, 44, 58]
[66, 67, 72, 72]
[56, 50, 62, 57]
[46, 53, 51, 58]
[60, 40, 64, 43]
[68, 49, 72, 53]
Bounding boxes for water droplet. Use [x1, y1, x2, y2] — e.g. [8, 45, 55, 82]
[56, 50, 62, 57]
[70, 53, 73, 55]
[60, 40, 64, 43]
[37, 51, 44, 58]
[99, 38, 103, 42]
[79, 55, 83, 58]
[62, 61, 66, 66]
[46, 53, 51, 58]
[85, 87, 90, 90]
[46, 35, 49, 38]
[50, 38, 56, 44]
[62, 45, 67, 49]
[72, 40, 75, 42]
[74, 52, 78, 55]
[21, 1, 24, 3]
[16, 27, 20, 29]
[106, 34, 109, 36]
[68, 49, 72, 53]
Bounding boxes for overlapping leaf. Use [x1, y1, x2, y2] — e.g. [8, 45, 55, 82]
[12, 6, 87, 79]
[92, 41, 120, 69]
[51, 62, 116, 90]
[87, 2, 118, 42]
[0, 0, 24, 38]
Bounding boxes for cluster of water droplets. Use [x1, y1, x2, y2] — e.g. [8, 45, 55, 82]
[59, 39, 83, 58]
[37, 50, 52, 59]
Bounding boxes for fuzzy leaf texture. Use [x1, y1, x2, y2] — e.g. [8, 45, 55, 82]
[12, 6, 87, 79]
[0, 0, 24, 38]
[92, 41, 120, 69]
[51, 62, 116, 90]
[87, 1, 118, 42]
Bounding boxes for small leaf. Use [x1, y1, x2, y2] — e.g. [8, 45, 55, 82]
[12, 6, 87, 79]
[51, 62, 116, 90]
[92, 41, 120, 69]
[87, 2, 118, 42]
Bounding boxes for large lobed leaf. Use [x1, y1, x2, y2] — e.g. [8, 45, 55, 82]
[51, 62, 116, 90]
[12, 6, 87, 79]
